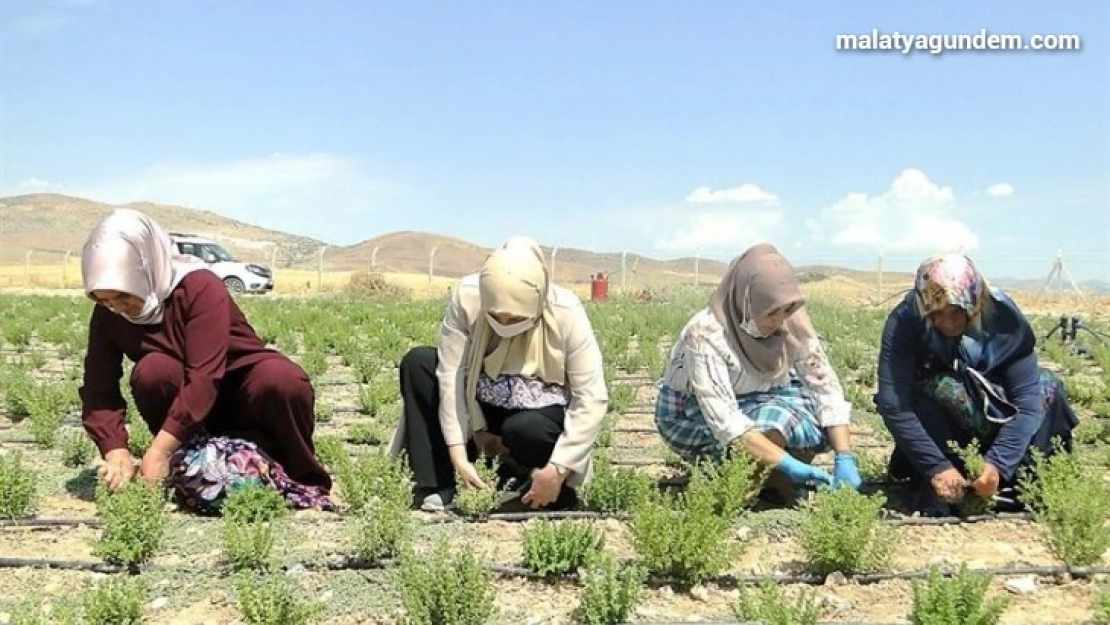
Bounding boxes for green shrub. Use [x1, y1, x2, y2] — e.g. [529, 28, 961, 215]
[1018, 442, 1110, 567]
[580, 452, 652, 514]
[522, 519, 604, 577]
[630, 488, 735, 586]
[947, 439, 993, 517]
[7, 597, 79, 625]
[797, 487, 897, 576]
[235, 570, 321, 625]
[92, 481, 167, 567]
[1095, 586, 1110, 625]
[221, 483, 289, 570]
[573, 550, 646, 625]
[733, 580, 823, 625]
[686, 450, 765, 519]
[59, 430, 96, 467]
[313, 435, 347, 471]
[454, 458, 503, 519]
[334, 450, 413, 514]
[908, 566, 1008, 625]
[82, 575, 147, 625]
[352, 497, 414, 562]
[396, 541, 496, 625]
[0, 451, 37, 519]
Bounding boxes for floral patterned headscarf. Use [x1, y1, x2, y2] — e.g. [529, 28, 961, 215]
[913, 254, 987, 319]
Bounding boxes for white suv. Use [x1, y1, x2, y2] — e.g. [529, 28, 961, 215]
[168, 233, 274, 294]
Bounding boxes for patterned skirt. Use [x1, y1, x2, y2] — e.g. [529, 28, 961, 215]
[917, 369, 1065, 439]
[654, 378, 828, 463]
[168, 436, 335, 515]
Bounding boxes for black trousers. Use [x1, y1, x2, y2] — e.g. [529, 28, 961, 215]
[399, 346, 566, 490]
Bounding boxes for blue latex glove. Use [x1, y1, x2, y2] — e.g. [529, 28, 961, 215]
[832, 452, 863, 490]
[775, 454, 833, 486]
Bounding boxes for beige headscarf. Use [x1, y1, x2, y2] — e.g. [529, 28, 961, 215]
[81, 208, 207, 325]
[462, 236, 565, 429]
[709, 243, 816, 380]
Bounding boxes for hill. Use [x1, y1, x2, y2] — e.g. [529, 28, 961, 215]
[9, 193, 1104, 295]
[330, 231, 735, 284]
[0, 193, 324, 267]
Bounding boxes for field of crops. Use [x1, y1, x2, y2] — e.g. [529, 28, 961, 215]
[0, 288, 1108, 625]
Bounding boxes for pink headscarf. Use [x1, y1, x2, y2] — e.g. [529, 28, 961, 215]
[81, 208, 207, 325]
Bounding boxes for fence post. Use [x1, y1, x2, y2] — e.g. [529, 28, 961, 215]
[428, 247, 438, 285]
[694, 247, 700, 287]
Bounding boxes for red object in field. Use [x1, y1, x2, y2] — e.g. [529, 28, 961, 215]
[590, 273, 609, 302]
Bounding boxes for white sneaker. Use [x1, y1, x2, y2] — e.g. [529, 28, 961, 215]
[420, 488, 456, 512]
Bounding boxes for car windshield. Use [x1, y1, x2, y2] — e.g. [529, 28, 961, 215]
[206, 244, 237, 262]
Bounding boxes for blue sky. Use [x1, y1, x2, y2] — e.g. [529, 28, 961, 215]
[2, 1, 1107, 280]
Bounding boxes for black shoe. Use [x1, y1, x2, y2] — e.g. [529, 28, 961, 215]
[544, 485, 578, 511]
[907, 484, 955, 517]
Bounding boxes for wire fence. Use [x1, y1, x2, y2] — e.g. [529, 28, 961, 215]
[1, 246, 1105, 304]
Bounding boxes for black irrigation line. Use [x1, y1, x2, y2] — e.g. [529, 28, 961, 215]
[1, 554, 1107, 590]
[0, 508, 1037, 531]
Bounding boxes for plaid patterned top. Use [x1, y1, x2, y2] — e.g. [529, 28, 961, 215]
[659, 308, 852, 445]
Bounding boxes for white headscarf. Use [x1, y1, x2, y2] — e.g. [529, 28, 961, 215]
[81, 208, 207, 325]
[462, 236, 565, 427]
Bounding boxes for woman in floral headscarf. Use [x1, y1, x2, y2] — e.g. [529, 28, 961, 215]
[876, 253, 1079, 515]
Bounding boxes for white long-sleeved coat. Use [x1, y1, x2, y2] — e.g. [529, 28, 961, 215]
[390, 274, 609, 487]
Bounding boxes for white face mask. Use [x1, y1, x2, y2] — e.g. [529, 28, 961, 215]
[740, 316, 773, 339]
[488, 316, 535, 338]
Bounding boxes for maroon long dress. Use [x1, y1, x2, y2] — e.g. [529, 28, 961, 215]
[79, 269, 331, 491]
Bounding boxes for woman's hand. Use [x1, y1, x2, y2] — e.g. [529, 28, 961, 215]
[138, 447, 173, 485]
[448, 444, 489, 490]
[970, 463, 1001, 498]
[776, 454, 834, 486]
[931, 467, 968, 503]
[137, 430, 181, 486]
[832, 452, 864, 490]
[98, 449, 137, 493]
[522, 464, 565, 509]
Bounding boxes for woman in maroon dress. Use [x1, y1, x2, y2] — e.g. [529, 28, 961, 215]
[78, 208, 332, 513]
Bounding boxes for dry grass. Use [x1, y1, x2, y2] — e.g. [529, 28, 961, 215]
[2, 262, 1106, 317]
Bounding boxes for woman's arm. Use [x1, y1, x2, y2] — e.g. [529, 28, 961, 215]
[684, 324, 787, 466]
[156, 274, 232, 449]
[986, 352, 1044, 481]
[794, 337, 853, 453]
[876, 310, 953, 479]
[79, 306, 130, 457]
[435, 279, 478, 452]
[547, 302, 609, 476]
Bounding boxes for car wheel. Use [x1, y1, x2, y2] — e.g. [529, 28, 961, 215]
[223, 277, 246, 294]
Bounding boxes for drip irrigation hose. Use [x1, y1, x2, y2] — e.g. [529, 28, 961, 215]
[0, 509, 1036, 530]
[1, 555, 1106, 591]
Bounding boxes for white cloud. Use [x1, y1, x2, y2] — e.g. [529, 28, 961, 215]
[986, 182, 1015, 197]
[638, 181, 785, 251]
[808, 168, 979, 254]
[13, 177, 65, 192]
[652, 209, 786, 251]
[3, 154, 399, 241]
[71, 153, 394, 216]
[685, 183, 778, 204]
[13, 13, 72, 37]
